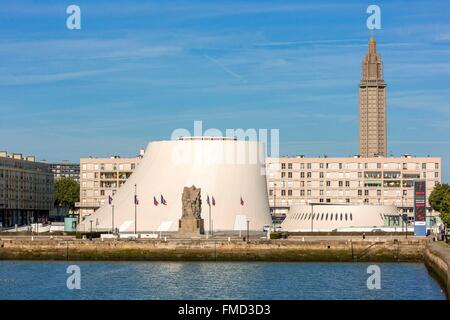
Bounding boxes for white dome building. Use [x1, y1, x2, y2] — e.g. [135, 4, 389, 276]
[281, 204, 399, 232]
[78, 137, 272, 233]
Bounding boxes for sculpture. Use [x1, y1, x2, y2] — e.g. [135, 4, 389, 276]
[179, 185, 204, 235]
[181, 186, 202, 219]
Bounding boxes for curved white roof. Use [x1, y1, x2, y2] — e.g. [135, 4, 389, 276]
[281, 204, 398, 232]
[78, 138, 271, 232]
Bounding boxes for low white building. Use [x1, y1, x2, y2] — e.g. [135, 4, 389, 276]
[281, 204, 399, 232]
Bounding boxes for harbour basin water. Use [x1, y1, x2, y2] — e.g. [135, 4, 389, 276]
[0, 261, 445, 300]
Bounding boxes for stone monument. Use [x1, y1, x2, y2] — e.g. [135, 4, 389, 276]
[178, 185, 204, 235]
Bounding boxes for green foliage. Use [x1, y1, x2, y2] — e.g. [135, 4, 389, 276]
[429, 183, 450, 228]
[54, 177, 80, 210]
[270, 231, 289, 239]
[75, 232, 102, 239]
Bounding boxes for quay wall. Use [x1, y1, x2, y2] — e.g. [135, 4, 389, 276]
[0, 239, 426, 262]
[424, 241, 450, 298]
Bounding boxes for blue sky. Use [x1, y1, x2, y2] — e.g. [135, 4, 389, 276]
[0, 0, 449, 182]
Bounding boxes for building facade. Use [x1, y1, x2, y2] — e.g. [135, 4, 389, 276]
[359, 37, 387, 157]
[0, 151, 54, 228]
[49, 161, 80, 183]
[77, 152, 143, 221]
[266, 155, 441, 219]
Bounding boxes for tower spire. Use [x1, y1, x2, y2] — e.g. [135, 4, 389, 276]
[358, 36, 387, 157]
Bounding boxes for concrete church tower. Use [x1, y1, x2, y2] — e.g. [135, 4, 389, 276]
[358, 36, 387, 157]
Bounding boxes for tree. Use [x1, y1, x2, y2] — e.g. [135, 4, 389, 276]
[429, 183, 450, 228]
[54, 178, 80, 211]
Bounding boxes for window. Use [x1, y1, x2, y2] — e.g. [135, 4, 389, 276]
[288, 172, 292, 178]
[281, 190, 286, 196]
[281, 172, 286, 178]
[422, 163, 426, 170]
[269, 190, 273, 196]
[131, 164, 135, 170]
[307, 172, 311, 178]
[358, 190, 362, 196]
[435, 163, 439, 170]
[288, 190, 292, 196]
[288, 163, 292, 170]
[300, 190, 305, 196]
[339, 163, 342, 169]
[435, 172, 439, 178]
[300, 172, 305, 178]
[364, 190, 369, 196]
[320, 172, 324, 178]
[326, 181, 331, 187]
[350, 213, 353, 220]
[320, 163, 324, 169]
[307, 163, 311, 169]
[339, 181, 343, 187]
[307, 190, 311, 196]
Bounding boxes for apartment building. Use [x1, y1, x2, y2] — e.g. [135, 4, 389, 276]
[266, 155, 441, 217]
[77, 151, 143, 221]
[49, 161, 80, 183]
[0, 151, 54, 228]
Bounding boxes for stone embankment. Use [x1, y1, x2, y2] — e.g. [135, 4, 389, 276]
[0, 238, 426, 262]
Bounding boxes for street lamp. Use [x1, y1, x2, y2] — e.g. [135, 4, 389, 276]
[111, 205, 115, 234]
[309, 201, 314, 233]
[246, 220, 250, 243]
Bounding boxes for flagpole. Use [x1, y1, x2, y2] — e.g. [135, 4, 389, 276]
[134, 184, 137, 235]
[209, 201, 212, 236]
[112, 204, 114, 234]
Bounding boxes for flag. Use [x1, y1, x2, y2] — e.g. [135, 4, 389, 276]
[206, 195, 210, 206]
[212, 196, 216, 206]
[240, 196, 244, 206]
[108, 195, 113, 205]
[153, 196, 159, 206]
[160, 195, 167, 205]
[134, 195, 139, 205]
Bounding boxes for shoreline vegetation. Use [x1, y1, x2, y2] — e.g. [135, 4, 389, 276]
[0, 237, 448, 299]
